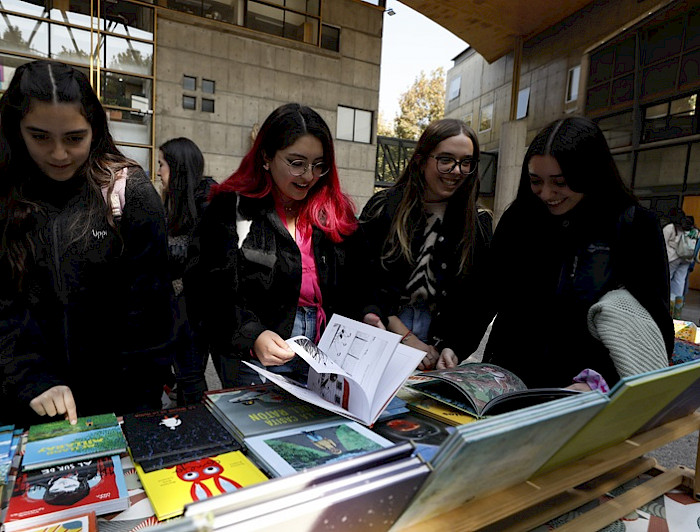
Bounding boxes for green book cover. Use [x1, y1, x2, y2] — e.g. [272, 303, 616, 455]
[27, 413, 119, 442]
[536, 359, 700, 475]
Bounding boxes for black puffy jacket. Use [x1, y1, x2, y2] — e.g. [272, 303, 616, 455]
[0, 166, 175, 428]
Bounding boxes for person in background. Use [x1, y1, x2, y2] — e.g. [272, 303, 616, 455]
[0, 60, 174, 428]
[358, 118, 493, 370]
[186, 103, 360, 387]
[158, 137, 215, 404]
[682, 216, 700, 316]
[480, 116, 673, 390]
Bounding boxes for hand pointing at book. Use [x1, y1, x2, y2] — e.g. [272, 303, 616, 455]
[29, 385, 78, 424]
[254, 330, 296, 366]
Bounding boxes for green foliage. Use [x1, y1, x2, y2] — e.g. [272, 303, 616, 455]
[336, 424, 382, 452]
[394, 67, 446, 140]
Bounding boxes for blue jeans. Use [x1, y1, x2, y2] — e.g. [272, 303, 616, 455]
[397, 301, 432, 343]
[230, 307, 316, 387]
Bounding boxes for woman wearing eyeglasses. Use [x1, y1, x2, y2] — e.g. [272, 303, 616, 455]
[186, 103, 358, 386]
[359, 118, 493, 370]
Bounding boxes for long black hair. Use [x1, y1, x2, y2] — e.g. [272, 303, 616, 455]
[160, 137, 204, 236]
[515, 116, 637, 215]
[0, 60, 133, 288]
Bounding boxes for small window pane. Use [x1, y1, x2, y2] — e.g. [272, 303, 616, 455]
[102, 2, 154, 39]
[51, 23, 92, 66]
[614, 37, 635, 76]
[50, 0, 95, 28]
[337, 106, 354, 141]
[448, 76, 461, 101]
[646, 102, 669, 119]
[246, 1, 284, 38]
[118, 145, 152, 176]
[202, 79, 215, 94]
[642, 16, 683, 65]
[102, 71, 153, 113]
[321, 24, 340, 52]
[183, 75, 196, 91]
[589, 48, 615, 85]
[516, 87, 530, 119]
[202, 98, 214, 113]
[641, 59, 679, 99]
[4, 1, 46, 18]
[566, 66, 580, 103]
[103, 35, 153, 75]
[108, 110, 152, 145]
[479, 103, 493, 132]
[611, 74, 634, 105]
[354, 109, 372, 143]
[0, 13, 49, 57]
[0, 53, 31, 91]
[169, 0, 204, 17]
[680, 49, 700, 90]
[183, 95, 196, 110]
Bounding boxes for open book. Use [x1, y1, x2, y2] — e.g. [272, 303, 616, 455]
[408, 363, 579, 418]
[243, 314, 425, 426]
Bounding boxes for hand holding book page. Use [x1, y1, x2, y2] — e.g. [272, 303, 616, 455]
[242, 314, 426, 426]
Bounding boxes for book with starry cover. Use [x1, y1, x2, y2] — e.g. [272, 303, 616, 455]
[121, 404, 238, 468]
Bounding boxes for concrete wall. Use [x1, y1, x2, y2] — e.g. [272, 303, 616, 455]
[154, 0, 383, 211]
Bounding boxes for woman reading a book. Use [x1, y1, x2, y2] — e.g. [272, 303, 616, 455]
[478, 116, 673, 390]
[187, 103, 361, 387]
[359, 118, 493, 370]
[0, 60, 175, 428]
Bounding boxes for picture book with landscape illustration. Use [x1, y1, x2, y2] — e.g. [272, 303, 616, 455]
[243, 314, 425, 426]
[244, 419, 394, 477]
[22, 414, 126, 471]
[408, 363, 579, 418]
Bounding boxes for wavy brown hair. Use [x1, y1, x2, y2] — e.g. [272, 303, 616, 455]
[378, 118, 481, 273]
[0, 60, 135, 289]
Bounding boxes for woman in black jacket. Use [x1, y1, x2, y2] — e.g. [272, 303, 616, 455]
[0, 60, 174, 428]
[482, 116, 673, 389]
[187, 103, 359, 387]
[359, 118, 493, 369]
[158, 137, 215, 404]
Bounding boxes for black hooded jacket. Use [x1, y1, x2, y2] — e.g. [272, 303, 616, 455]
[0, 166, 175, 428]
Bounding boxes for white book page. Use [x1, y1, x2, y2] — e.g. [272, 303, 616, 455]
[285, 336, 350, 377]
[316, 315, 400, 408]
[370, 342, 426, 421]
[241, 361, 367, 424]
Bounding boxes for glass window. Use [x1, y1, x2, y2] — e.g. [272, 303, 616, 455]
[202, 78, 215, 94]
[50, 0, 95, 28]
[611, 74, 634, 105]
[687, 9, 700, 50]
[680, 49, 700, 90]
[0, 53, 30, 92]
[635, 145, 688, 187]
[183, 95, 196, 110]
[102, 71, 152, 111]
[597, 111, 633, 149]
[687, 142, 700, 185]
[169, 0, 204, 17]
[589, 48, 614, 85]
[642, 16, 683, 66]
[0, 13, 49, 57]
[614, 37, 635, 76]
[566, 66, 580, 103]
[336, 105, 372, 143]
[321, 24, 340, 52]
[516, 87, 529, 119]
[247, 1, 284, 38]
[587, 83, 610, 112]
[448, 76, 461, 101]
[107, 109, 152, 145]
[3, 1, 47, 18]
[50, 23, 92, 66]
[183, 75, 196, 91]
[613, 153, 633, 187]
[204, 1, 236, 23]
[479, 103, 493, 132]
[202, 98, 215, 113]
[641, 58, 679, 100]
[102, 2, 154, 40]
[118, 145, 152, 176]
[354, 109, 372, 144]
[646, 102, 668, 119]
[102, 35, 153, 75]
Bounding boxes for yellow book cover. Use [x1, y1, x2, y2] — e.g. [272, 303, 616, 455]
[136, 451, 268, 521]
[404, 398, 476, 427]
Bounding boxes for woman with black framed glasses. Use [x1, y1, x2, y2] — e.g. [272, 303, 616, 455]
[359, 118, 493, 370]
[186, 103, 359, 386]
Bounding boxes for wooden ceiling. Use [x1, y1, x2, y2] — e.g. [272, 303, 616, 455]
[398, 0, 596, 63]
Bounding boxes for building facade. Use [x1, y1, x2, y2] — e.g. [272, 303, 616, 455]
[0, 0, 384, 208]
[445, 0, 699, 222]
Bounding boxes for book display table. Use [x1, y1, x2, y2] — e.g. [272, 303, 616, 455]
[400, 411, 700, 531]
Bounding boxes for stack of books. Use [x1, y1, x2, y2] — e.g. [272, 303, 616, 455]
[0, 424, 23, 523]
[3, 414, 130, 532]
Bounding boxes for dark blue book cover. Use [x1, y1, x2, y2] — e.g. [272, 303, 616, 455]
[121, 404, 236, 463]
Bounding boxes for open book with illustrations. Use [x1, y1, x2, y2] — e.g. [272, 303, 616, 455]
[243, 314, 425, 426]
[408, 363, 579, 418]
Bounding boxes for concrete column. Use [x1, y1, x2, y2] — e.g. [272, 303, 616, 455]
[493, 119, 527, 227]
